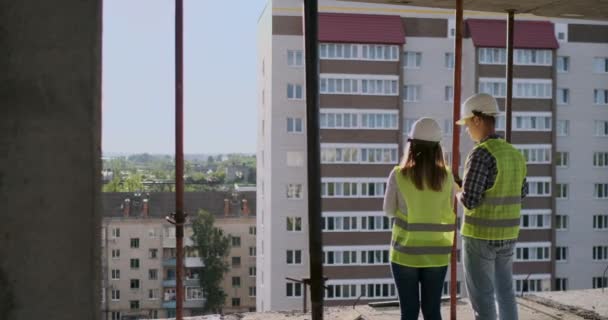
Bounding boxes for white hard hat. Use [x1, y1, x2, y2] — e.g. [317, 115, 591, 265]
[409, 117, 442, 142]
[455, 93, 500, 125]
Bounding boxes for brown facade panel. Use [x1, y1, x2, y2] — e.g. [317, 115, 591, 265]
[322, 164, 394, 178]
[568, 24, 608, 43]
[513, 261, 552, 274]
[324, 231, 391, 246]
[321, 60, 400, 75]
[323, 198, 384, 211]
[324, 265, 391, 279]
[402, 18, 447, 38]
[518, 230, 552, 242]
[522, 197, 552, 209]
[478, 65, 553, 79]
[273, 16, 302, 36]
[321, 129, 401, 144]
[526, 165, 552, 177]
[496, 98, 553, 112]
[510, 131, 553, 144]
[321, 95, 400, 109]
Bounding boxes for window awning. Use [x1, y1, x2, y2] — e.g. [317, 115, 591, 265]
[319, 13, 406, 44]
[467, 19, 559, 49]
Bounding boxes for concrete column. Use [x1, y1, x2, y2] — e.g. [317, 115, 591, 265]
[0, 1, 102, 319]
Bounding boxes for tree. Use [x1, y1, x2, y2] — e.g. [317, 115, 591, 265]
[191, 210, 230, 313]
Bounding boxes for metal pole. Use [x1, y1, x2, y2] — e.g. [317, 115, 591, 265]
[505, 10, 515, 142]
[450, 0, 464, 319]
[175, 0, 185, 319]
[303, 1, 323, 319]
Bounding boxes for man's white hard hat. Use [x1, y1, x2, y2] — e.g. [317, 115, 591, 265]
[455, 93, 500, 125]
[409, 117, 442, 143]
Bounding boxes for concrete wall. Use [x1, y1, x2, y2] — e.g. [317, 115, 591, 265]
[0, 1, 102, 319]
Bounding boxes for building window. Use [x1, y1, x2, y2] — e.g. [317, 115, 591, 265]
[232, 276, 241, 288]
[595, 183, 608, 199]
[130, 279, 140, 290]
[556, 152, 569, 167]
[593, 246, 608, 261]
[515, 278, 547, 293]
[593, 215, 608, 230]
[445, 86, 454, 102]
[232, 257, 241, 267]
[287, 50, 303, 67]
[445, 52, 454, 69]
[111, 289, 120, 301]
[287, 250, 303, 265]
[555, 278, 568, 291]
[249, 286, 257, 297]
[593, 152, 608, 167]
[515, 145, 551, 164]
[557, 88, 570, 105]
[323, 250, 359, 265]
[556, 215, 569, 230]
[286, 217, 303, 232]
[320, 76, 398, 96]
[513, 114, 552, 131]
[515, 244, 551, 262]
[287, 117, 303, 133]
[130, 259, 140, 270]
[520, 211, 552, 229]
[557, 56, 569, 73]
[479, 48, 506, 64]
[111, 249, 120, 259]
[593, 57, 608, 73]
[479, 78, 552, 99]
[130, 238, 139, 249]
[186, 287, 204, 300]
[286, 184, 303, 199]
[557, 120, 570, 136]
[403, 118, 417, 135]
[232, 236, 241, 247]
[361, 249, 390, 265]
[287, 84, 303, 100]
[479, 48, 552, 66]
[555, 23, 568, 42]
[593, 277, 608, 289]
[594, 120, 608, 136]
[322, 216, 359, 232]
[149, 249, 158, 259]
[286, 151, 305, 167]
[286, 282, 303, 297]
[362, 79, 399, 95]
[556, 184, 569, 199]
[232, 297, 241, 307]
[361, 215, 392, 231]
[111, 269, 120, 280]
[249, 226, 256, 235]
[320, 111, 398, 130]
[555, 247, 568, 262]
[149, 269, 158, 280]
[319, 43, 398, 61]
[321, 180, 386, 198]
[129, 300, 139, 310]
[443, 120, 453, 137]
[148, 289, 160, 300]
[595, 89, 608, 105]
[403, 85, 421, 102]
[249, 266, 256, 277]
[111, 312, 121, 320]
[111, 228, 120, 238]
[249, 246, 256, 257]
[478, 80, 506, 97]
[526, 178, 552, 197]
[403, 51, 422, 69]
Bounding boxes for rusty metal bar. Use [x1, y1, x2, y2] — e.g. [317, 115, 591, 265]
[505, 10, 515, 142]
[175, 0, 185, 318]
[450, 0, 464, 318]
[303, 0, 324, 319]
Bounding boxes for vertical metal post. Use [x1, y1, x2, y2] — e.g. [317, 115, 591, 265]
[450, 0, 464, 319]
[303, 1, 323, 319]
[175, 0, 185, 319]
[505, 10, 515, 142]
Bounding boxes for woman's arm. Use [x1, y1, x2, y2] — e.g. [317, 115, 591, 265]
[383, 169, 398, 217]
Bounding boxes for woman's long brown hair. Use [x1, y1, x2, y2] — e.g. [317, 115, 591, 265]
[400, 140, 447, 192]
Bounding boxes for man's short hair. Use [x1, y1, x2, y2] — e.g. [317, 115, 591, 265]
[472, 110, 496, 127]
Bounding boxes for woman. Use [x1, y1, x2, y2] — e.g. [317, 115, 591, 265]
[383, 117, 456, 320]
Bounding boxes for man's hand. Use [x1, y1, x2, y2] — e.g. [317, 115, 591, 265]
[453, 172, 463, 189]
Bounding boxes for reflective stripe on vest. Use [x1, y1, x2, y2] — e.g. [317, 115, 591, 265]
[392, 239, 453, 255]
[464, 216, 520, 227]
[394, 217, 455, 232]
[483, 196, 522, 206]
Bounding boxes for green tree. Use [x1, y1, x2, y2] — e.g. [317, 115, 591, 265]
[103, 176, 123, 192]
[191, 210, 230, 313]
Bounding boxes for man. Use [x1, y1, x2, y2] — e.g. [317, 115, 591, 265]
[454, 93, 527, 320]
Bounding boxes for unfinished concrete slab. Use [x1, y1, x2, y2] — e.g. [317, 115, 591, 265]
[526, 289, 608, 319]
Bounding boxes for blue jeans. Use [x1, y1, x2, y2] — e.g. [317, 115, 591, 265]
[463, 236, 518, 320]
[391, 262, 447, 320]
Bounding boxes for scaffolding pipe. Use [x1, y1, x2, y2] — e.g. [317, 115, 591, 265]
[505, 10, 515, 142]
[303, 1, 324, 319]
[174, 0, 185, 318]
[450, 0, 464, 318]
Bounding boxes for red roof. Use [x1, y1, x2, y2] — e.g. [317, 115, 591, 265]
[466, 19, 559, 49]
[319, 13, 405, 45]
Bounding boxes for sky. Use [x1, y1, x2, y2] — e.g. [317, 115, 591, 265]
[102, 0, 268, 154]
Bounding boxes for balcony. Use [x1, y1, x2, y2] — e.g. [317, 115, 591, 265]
[162, 300, 205, 309]
[163, 279, 176, 287]
[163, 257, 204, 268]
[163, 258, 177, 267]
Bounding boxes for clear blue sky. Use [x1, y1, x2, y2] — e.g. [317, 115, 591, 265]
[102, 0, 267, 154]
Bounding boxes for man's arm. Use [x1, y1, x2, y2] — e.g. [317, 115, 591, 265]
[457, 148, 494, 210]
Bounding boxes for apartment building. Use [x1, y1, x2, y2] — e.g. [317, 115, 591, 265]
[101, 190, 256, 320]
[257, 0, 608, 311]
